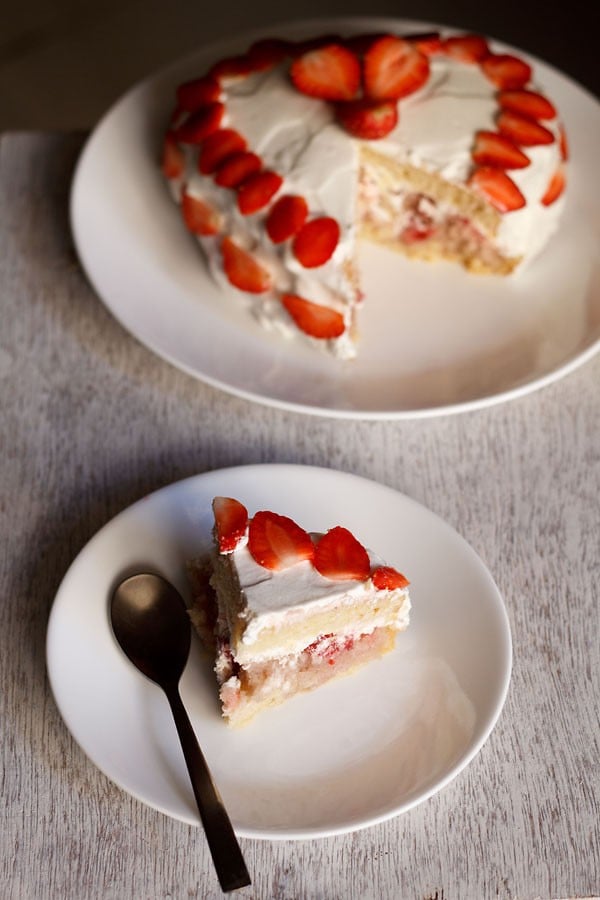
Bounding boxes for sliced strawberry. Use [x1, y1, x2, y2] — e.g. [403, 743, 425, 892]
[314, 527, 370, 581]
[176, 75, 221, 112]
[407, 31, 444, 56]
[221, 237, 273, 293]
[175, 102, 225, 143]
[558, 124, 569, 161]
[481, 53, 532, 89]
[468, 167, 526, 212]
[497, 110, 554, 146]
[198, 129, 247, 174]
[541, 167, 566, 206]
[289, 43, 361, 101]
[280, 293, 346, 339]
[214, 151, 262, 188]
[497, 89, 556, 121]
[161, 133, 184, 179]
[212, 497, 248, 552]
[442, 33, 489, 63]
[306, 632, 353, 661]
[248, 510, 315, 570]
[335, 98, 398, 140]
[181, 192, 222, 235]
[472, 131, 530, 169]
[371, 566, 410, 590]
[400, 223, 434, 244]
[292, 217, 340, 268]
[237, 170, 283, 215]
[247, 38, 292, 70]
[364, 36, 429, 100]
[209, 54, 253, 81]
[265, 195, 309, 243]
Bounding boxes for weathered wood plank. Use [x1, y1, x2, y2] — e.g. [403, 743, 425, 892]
[1, 132, 598, 900]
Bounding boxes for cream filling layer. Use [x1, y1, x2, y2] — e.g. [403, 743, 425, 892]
[212, 538, 411, 665]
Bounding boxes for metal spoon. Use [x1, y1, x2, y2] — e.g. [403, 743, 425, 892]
[110, 573, 251, 893]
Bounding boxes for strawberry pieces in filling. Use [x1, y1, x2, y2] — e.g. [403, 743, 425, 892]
[305, 632, 355, 664]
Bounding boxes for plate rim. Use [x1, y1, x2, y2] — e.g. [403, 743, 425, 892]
[46, 463, 513, 839]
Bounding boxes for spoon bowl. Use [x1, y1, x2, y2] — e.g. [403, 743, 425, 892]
[111, 573, 250, 893]
[111, 573, 191, 685]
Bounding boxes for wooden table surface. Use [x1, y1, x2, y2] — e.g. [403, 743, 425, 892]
[1, 132, 599, 900]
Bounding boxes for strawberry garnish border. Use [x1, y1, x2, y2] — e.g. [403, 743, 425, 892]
[219, 500, 410, 587]
[163, 29, 567, 337]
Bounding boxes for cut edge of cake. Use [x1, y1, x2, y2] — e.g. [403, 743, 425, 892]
[162, 29, 568, 359]
[358, 145, 518, 274]
[188, 497, 411, 727]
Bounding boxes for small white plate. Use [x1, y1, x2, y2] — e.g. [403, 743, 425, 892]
[47, 464, 511, 839]
[70, 17, 600, 419]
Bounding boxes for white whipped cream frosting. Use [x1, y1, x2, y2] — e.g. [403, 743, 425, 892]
[217, 531, 410, 661]
[172, 37, 565, 355]
[377, 56, 565, 259]
[182, 64, 360, 358]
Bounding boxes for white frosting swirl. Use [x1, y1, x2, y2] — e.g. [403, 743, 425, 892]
[170, 37, 566, 354]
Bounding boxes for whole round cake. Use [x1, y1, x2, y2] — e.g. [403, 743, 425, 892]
[161, 28, 567, 358]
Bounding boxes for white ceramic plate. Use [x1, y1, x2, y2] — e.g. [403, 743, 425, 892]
[70, 17, 600, 419]
[47, 464, 511, 839]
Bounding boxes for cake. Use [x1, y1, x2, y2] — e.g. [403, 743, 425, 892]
[162, 29, 567, 358]
[188, 496, 411, 727]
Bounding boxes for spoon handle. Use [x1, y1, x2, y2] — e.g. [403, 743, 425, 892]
[165, 685, 251, 893]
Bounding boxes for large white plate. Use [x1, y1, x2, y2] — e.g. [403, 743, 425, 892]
[47, 465, 511, 839]
[70, 18, 600, 419]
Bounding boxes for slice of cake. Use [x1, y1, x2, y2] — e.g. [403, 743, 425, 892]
[189, 497, 411, 727]
[163, 30, 567, 358]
